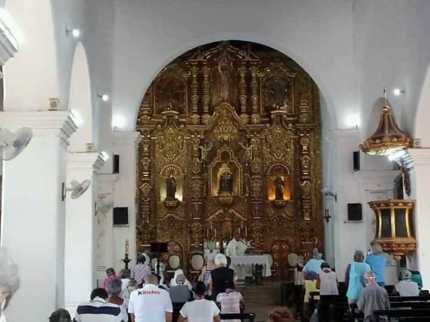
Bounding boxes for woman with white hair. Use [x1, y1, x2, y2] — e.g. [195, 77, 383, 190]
[209, 254, 235, 300]
[365, 243, 387, 286]
[0, 247, 20, 322]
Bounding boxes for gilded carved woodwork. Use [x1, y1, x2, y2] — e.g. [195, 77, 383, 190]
[136, 41, 322, 275]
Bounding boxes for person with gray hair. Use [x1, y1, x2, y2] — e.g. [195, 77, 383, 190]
[394, 269, 419, 296]
[106, 278, 129, 322]
[357, 271, 390, 321]
[119, 269, 131, 293]
[0, 247, 20, 322]
[365, 243, 387, 287]
[345, 250, 371, 303]
[210, 254, 235, 300]
[303, 248, 325, 275]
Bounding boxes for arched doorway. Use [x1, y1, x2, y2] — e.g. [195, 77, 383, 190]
[135, 41, 323, 278]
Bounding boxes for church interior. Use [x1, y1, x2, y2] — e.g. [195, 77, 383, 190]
[2, 1, 430, 321]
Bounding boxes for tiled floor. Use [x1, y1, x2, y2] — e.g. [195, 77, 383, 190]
[237, 281, 285, 321]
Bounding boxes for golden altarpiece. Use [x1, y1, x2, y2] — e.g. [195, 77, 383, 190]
[136, 42, 322, 278]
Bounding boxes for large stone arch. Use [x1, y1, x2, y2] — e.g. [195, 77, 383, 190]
[130, 35, 337, 130]
[69, 42, 93, 152]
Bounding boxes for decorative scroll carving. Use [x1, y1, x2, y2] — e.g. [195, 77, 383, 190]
[136, 41, 322, 277]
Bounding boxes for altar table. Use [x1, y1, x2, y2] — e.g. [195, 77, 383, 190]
[230, 255, 272, 277]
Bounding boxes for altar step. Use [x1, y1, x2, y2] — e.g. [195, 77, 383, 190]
[237, 281, 281, 321]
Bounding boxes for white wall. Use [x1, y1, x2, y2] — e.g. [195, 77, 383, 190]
[112, 132, 141, 271]
[113, 0, 356, 131]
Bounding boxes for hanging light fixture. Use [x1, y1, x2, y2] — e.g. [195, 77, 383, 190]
[359, 88, 410, 157]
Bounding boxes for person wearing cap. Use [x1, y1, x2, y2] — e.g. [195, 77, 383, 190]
[345, 250, 371, 304]
[357, 271, 390, 321]
[394, 270, 419, 296]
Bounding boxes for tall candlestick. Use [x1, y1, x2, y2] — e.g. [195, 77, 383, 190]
[125, 239, 129, 255]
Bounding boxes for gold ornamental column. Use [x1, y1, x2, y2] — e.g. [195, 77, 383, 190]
[368, 200, 416, 260]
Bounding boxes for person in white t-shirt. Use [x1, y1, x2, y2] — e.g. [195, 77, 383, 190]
[178, 282, 220, 322]
[128, 274, 173, 322]
[394, 270, 419, 296]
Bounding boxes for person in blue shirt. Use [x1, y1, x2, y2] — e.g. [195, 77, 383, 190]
[345, 250, 371, 303]
[303, 248, 325, 277]
[365, 243, 387, 287]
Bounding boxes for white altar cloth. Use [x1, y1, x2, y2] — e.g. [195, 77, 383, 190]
[230, 255, 272, 277]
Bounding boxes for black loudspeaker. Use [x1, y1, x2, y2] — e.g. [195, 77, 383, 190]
[353, 151, 360, 171]
[113, 207, 128, 226]
[113, 155, 120, 174]
[348, 203, 362, 221]
[150, 242, 168, 253]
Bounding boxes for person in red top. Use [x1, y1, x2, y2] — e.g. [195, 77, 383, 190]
[103, 268, 120, 289]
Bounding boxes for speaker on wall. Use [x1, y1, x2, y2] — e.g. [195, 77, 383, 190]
[113, 154, 120, 174]
[348, 203, 362, 221]
[113, 207, 128, 226]
[353, 151, 360, 171]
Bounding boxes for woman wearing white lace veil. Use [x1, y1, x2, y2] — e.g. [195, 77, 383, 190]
[0, 247, 20, 322]
[170, 269, 192, 290]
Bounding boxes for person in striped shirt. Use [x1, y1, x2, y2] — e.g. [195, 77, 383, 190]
[131, 255, 151, 286]
[216, 282, 245, 322]
[73, 288, 124, 322]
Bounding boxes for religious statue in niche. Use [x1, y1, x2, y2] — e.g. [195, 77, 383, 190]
[218, 163, 234, 195]
[165, 176, 177, 201]
[218, 49, 233, 102]
[274, 176, 285, 201]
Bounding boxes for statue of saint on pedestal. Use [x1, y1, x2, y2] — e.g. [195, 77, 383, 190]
[218, 163, 233, 195]
[165, 176, 177, 201]
[274, 176, 285, 200]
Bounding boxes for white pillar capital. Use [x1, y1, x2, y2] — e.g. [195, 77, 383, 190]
[0, 111, 77, 144]
[409, 148, 430, 167]
[114, 131, 142, 147]
[67, 152, 106, 174]
[354, 170, 398, 191]
[98, 174, 119, 195]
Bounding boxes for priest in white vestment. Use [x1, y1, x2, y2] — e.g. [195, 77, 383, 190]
[225, 235, 249, 280]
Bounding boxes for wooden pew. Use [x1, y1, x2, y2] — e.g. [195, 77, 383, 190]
[374, 309, 430, 321]
[220, 313, 256, 322]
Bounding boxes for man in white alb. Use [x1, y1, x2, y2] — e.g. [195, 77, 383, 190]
[225, 234, 248, 257]
[225, 234, 249, 281]
[128, 274, 173, 322]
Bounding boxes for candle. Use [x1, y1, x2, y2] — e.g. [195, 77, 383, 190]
[245, 226, 248, 239]
[125, 239, 129, 255]
[207, 228, 209, 238]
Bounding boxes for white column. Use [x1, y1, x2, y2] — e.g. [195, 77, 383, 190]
[0, 111, 76, 322]
[113, 132, 141, 271]
[96, 174, 119, 286]
[408, 148, 430, 287]
[64, 153, 105, 314]
[326, 130, 362, 281]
